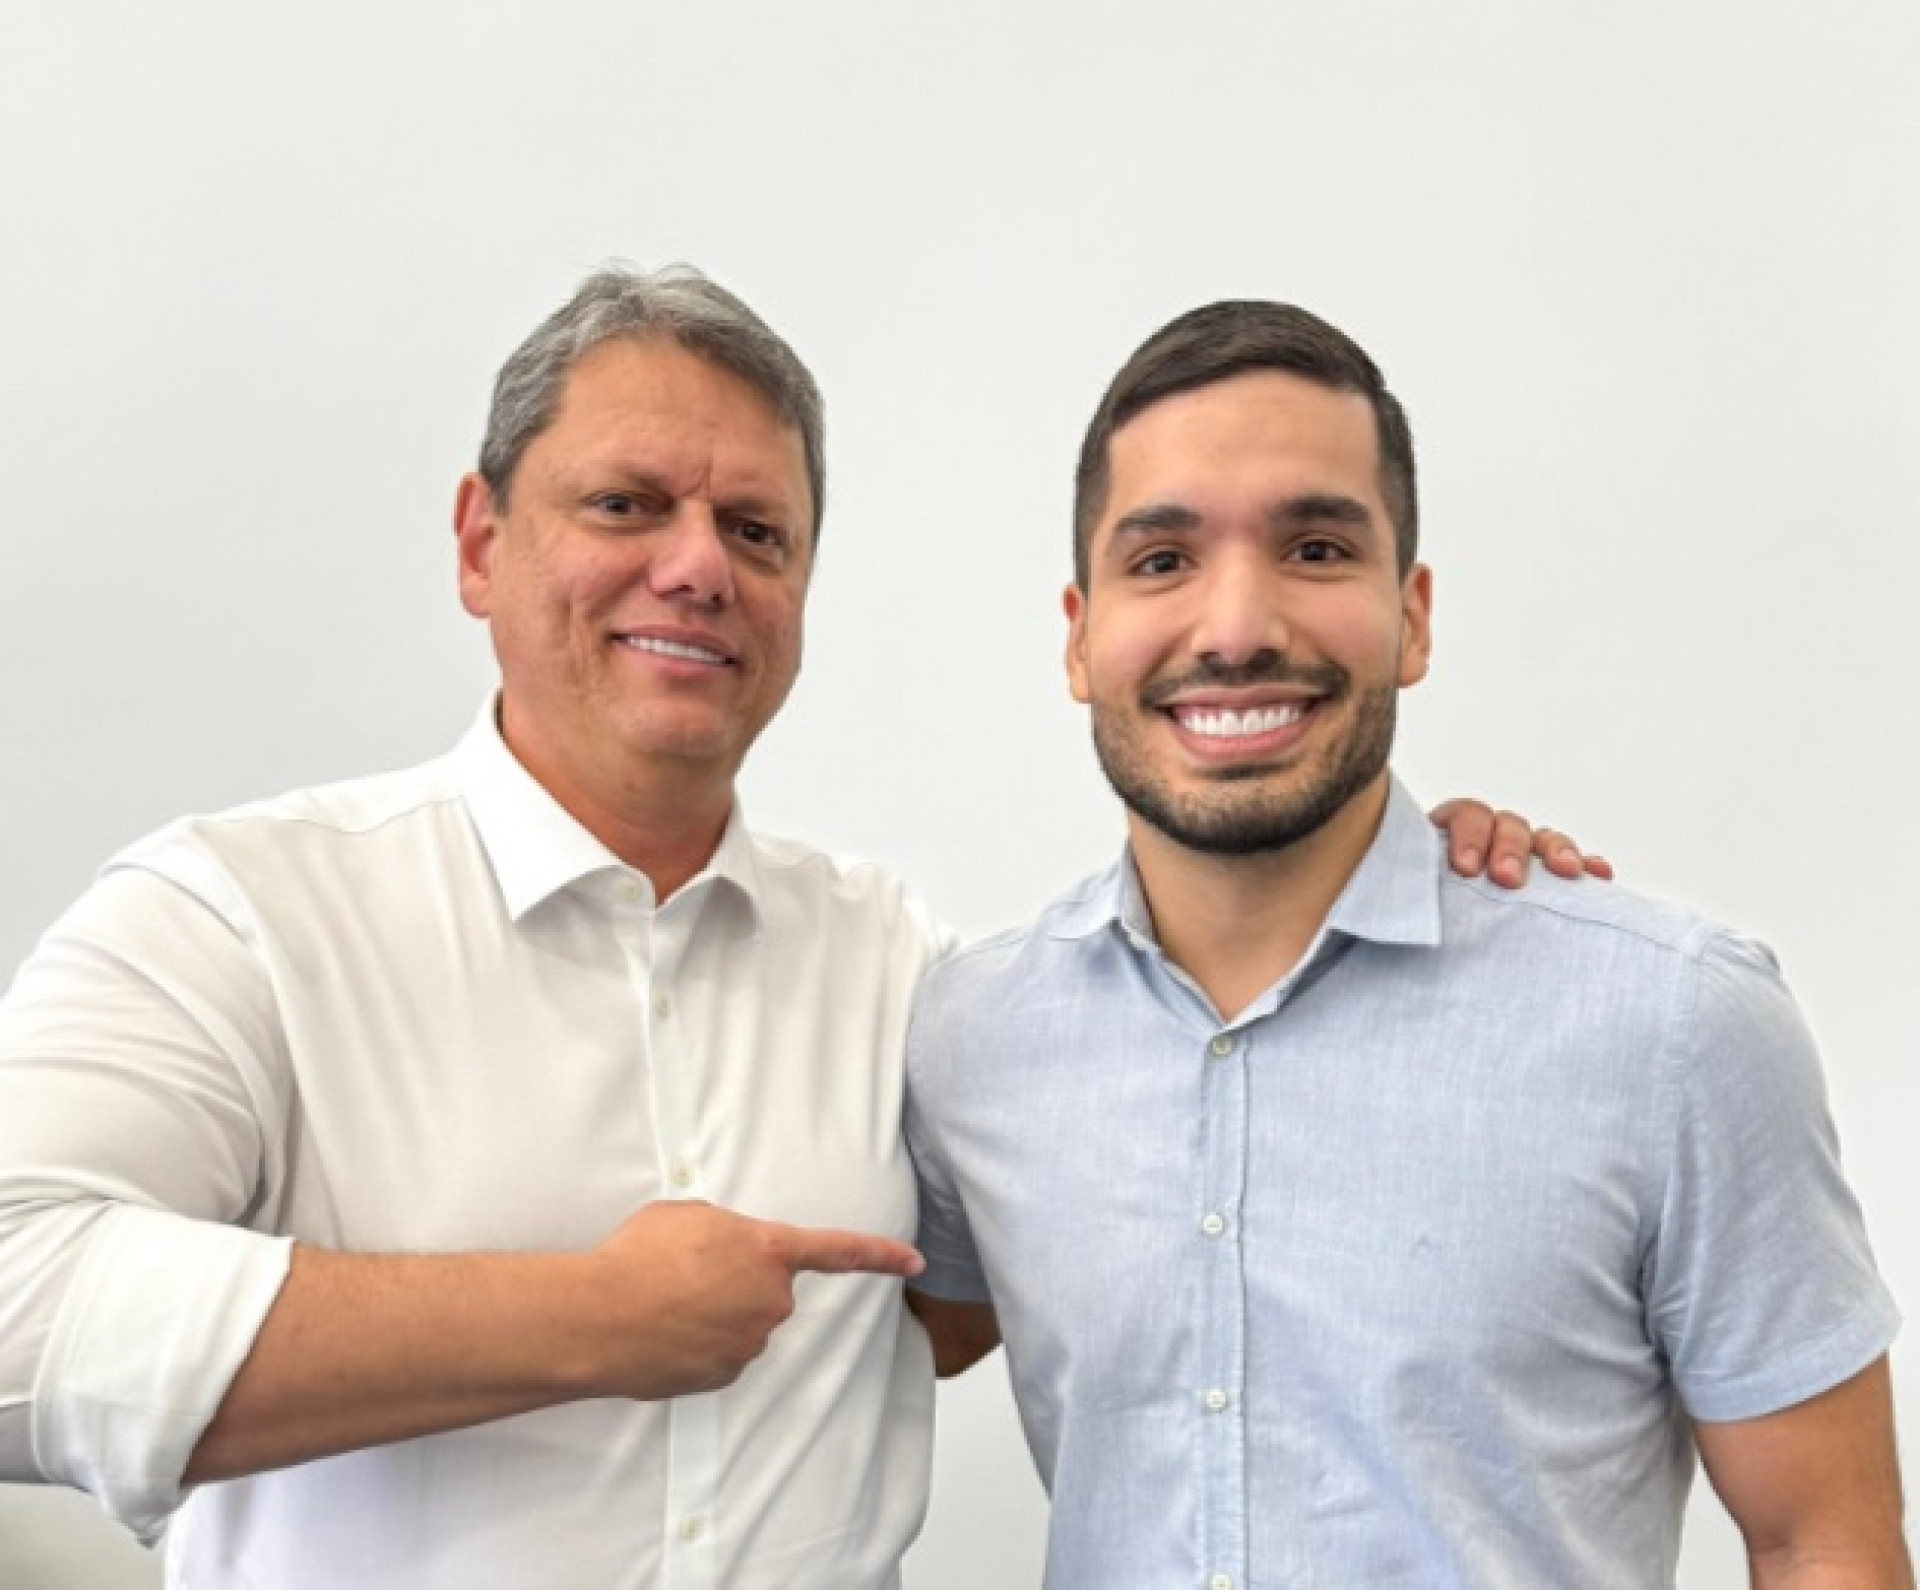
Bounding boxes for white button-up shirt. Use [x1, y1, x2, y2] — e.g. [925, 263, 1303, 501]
[0, 707, 949, 1589]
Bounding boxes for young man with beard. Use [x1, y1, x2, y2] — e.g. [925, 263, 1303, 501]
[905, 302, 1907, 1587]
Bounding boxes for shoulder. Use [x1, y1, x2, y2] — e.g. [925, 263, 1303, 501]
[1431, 870, 1805, 1073]
[115, 757, 462, 860]
[102, 756, 465, 921]
[1441, 866, 1729, 962]
[746, 829, 953, 960]
[911, 865, 1118, 1039]
[1460, 870, 1816, 1079]
[1437, 869, 1786, 1007]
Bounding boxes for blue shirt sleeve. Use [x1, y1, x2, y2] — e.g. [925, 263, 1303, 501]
[903, 979, 993, 1305]
[1646, 930, 1899, 1423]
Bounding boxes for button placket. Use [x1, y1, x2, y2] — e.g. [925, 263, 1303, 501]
[1197, 1022, 1249, 1585]
[646, 908, 703, 1200]
[649, 894, 719, 1590]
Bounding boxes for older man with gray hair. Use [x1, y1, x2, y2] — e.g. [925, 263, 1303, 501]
[0, 266, 1577, 1588]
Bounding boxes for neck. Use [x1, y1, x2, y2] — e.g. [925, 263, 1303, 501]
[558, 777, 732, 902]
[1128, 774, 1391, 1021]
[497, 712, 734, 902]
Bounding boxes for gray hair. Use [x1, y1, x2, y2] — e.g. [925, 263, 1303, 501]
[478, 263, 827, 540]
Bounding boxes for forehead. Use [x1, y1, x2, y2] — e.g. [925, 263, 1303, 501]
[1102, 370, 1382, 518]
[531, 336, 812, 520]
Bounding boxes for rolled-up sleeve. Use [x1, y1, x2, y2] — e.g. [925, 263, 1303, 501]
[0, 849, 294, 1540]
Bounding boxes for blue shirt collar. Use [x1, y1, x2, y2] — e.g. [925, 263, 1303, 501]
[1048, 774, 1443, 953]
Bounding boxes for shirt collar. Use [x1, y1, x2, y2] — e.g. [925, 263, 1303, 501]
[453, 698, 763, 925]
[1322, 776, 1443, 949]
[1048, 773, 1443, 952]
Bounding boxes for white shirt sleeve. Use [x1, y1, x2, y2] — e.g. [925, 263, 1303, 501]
[0, 852, 295, 1540]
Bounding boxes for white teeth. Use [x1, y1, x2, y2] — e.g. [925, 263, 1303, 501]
[623, 636, 728, 665]
[1178, 703, 1305, 739]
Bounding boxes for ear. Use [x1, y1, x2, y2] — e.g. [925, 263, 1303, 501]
[453, 473, 501, 620]
[1398, 563, 1433, 688]
[1063, 582, 1092, 704]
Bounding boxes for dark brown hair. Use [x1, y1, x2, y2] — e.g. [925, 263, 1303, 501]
[1072, 300, 1417, 585]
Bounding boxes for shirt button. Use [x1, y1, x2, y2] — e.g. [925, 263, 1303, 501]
[1202, 1388, 1229, 1412]
[1200, 1213, 1227, 1237]
[653, 992, 673, 1019]
[669, 1159, 695, 1189]
[1207, 1034, 1235, 1058]
[1208, 1576, 1233, 1590]
[679, 1514, 705, 1544]
[615, 877, 643, 904]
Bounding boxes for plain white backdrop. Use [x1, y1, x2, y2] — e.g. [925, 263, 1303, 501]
[2, 4, 1916, 1585]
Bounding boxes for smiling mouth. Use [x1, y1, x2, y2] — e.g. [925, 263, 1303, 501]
[619, 636, 732, 666]
[1169, 702, 1310, 740]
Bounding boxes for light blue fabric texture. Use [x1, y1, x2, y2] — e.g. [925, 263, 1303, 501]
[906, 778, 1898, 1590]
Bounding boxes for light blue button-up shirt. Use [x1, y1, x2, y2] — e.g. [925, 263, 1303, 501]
[906, 779, 1897, 1589]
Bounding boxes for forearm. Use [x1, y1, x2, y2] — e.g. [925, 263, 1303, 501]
[184, 1242, 607, 1484]
[184, 1199, 917, 1486]
[1749, 1538, 1914, 1589]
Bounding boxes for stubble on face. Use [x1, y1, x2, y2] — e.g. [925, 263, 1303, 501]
[1089, 653, 1399, 857]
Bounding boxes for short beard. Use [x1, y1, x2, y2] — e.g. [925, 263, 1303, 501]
[1091, 669, 1398, 858]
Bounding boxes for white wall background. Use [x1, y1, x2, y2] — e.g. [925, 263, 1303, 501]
[1, 4, 1915, 1584]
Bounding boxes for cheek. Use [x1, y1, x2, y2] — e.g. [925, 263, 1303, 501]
[768, 614, 804, 685]
[1080, 612, 1170, 699]
[747, 589, 807, 680]
[525, 545, 634, 633]
[490, 549, 622, 669]
[1316, 593, 1409, 671]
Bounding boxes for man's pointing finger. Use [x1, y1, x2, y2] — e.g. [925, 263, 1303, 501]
[777, 1225, 926, 1279]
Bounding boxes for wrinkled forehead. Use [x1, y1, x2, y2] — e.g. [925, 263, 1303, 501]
[542, 337, 815, 528]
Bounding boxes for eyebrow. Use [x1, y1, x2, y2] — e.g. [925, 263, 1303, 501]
[1108, 493, 1376, 541]
[1277, 493, 1373, 529]
[575, 464, 800, 523]
[1109, 503, 1203, 539]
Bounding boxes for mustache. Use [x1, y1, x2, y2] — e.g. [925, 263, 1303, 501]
[1141, 654, 1348, 707]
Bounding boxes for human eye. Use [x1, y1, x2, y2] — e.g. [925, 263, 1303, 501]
[1129, 547, 1189, 578]
[725, 516, 792, 567]
[1289, 537, 1351, 566]
[587, 490, 645, 522]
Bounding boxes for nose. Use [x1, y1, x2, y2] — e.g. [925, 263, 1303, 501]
[648, 504, 736, 609]
[1193, 548, 1288, 668]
